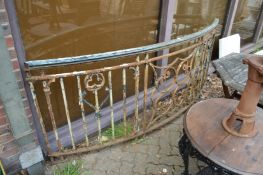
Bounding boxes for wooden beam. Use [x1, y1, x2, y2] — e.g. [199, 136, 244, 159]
[252, 2, 263, 43]
[157, 0, 176, 67]
[158, 0, 176, 43]
[222, 0, 239, 37]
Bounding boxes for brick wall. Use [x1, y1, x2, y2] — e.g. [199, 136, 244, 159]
[0, 99, 21, 174]
[0, 0, 38, 174]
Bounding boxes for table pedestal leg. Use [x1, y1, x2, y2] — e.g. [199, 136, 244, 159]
[179, 133, 239, 175]
[179, 133, 191, 175]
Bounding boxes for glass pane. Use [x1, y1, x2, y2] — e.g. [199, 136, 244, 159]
[173, 0, 228, 38]
[14, 0, 161, 129]
[231, 0, 263, 45]
[15, 0, 161, 60]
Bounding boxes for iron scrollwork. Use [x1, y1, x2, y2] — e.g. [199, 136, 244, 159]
[179, 131, 240, 175]
[25, 19, 219, 157]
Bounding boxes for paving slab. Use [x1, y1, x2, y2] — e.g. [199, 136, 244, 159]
[46, 115, 201, 175]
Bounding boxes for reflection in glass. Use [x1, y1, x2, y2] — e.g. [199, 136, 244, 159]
[14, 1, 227, 130]
[172, 0, 228, 38]
[15, 0, 161, 60]
[15, 0, 161, 130]
[232, 0, 263, 45]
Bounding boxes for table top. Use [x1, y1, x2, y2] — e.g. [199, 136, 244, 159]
[184, 98, 263, 175]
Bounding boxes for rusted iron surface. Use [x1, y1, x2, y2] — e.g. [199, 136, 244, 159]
[42, 80, 62, 151]
[29, 82, 51, 154]
[122, 68, 128, 136]
[108, 71, 115, 139]
[26, 19, 218, 157]
[26, 42, 203, 81]
[50, 106, 189, 157]
[77, 75, 89, 146]
[223, 55, 263, 137]
[60, 78, 75, 149]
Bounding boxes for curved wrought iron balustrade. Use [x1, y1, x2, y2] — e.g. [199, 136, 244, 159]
[25, 19, 218, 158]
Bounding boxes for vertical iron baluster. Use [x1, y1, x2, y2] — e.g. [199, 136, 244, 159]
[143, 54, 149, 130]
[29, 82, 51, 154]
[122, 68, 127, 135]
[43, 80, 62, 151]
[108, 71, 115, 139]
[183, 24, 187, 36]
[94, 90, 102, 143]
[199, 37, 207, 86]
[77, 76, 89, 146]
[176, 24, 180, 36]
[189, 43, 199, 100]
[60, 78, 75, 149]
[134, 56, 140, 132]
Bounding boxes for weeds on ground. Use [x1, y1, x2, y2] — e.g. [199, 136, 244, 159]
[102, 122, 133, 139]
[53, 160, 91, 175]
[132, 137, 147, 144]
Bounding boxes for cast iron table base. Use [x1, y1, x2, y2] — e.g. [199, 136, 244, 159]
[179, 132, 239, 175]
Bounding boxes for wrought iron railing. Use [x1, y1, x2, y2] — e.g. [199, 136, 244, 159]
[25, 19, 218, 158]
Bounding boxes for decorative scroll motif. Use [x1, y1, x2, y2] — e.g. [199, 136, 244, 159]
[82, 73, 109, 143]
[25, 20, 218, 158]
[84, 73, 105, 92]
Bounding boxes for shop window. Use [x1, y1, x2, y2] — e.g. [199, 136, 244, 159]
[231, 0, 263, 46]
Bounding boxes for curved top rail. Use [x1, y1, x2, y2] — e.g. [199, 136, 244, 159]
[25, 19, 219, 70]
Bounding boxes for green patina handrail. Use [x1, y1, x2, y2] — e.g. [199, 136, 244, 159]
[25, 19, 219, 70]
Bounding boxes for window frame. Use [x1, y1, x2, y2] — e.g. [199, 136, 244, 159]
[6, 0, 249, 153]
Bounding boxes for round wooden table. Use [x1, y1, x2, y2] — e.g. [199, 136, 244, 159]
[179, 98, 263, 175]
